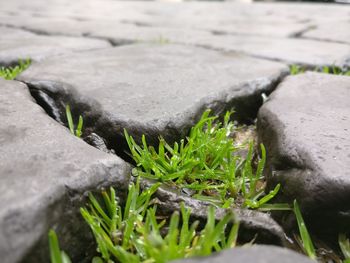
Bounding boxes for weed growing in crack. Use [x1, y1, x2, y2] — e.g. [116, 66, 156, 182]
[293, 200, 316, 260]
[125, 110, 281, 210]
[339, 234, 350, 263]
[48, 230, 71, 263]
[50, 180, 240, 263]
[293, 200, 350, 263]
[0, 58, 31, 80]
[65, 105, 83, 138]
[290, 64, 350, 76]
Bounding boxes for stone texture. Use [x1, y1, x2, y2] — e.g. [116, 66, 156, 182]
[258, 72, 350, 232]
[303, 22, 350, 44]
[17, 44, 288, 153]
[0, 78, 132, 263]
[177, 34, 350, 68]
[0, 1, 349, 68]
[172, 245, 314, 263]
[0, 26, 110, 66]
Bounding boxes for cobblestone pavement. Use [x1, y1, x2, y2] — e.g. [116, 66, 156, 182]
[0, 1, 349, 263]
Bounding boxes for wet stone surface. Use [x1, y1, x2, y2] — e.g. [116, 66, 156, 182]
[0, 79, 132, 263]
[17, 44, 287, 152]
[258, 72, 350, 233]
[172, 245, 315, 263]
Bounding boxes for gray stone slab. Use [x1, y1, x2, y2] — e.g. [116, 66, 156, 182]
[257, 72, 350, 230]
[0, 26, 111, 65]
[172, 245, 314, 263]
[89, 26, 350, 68]
[0, 1, 349, 68]
[17, 44, 288, 149]
[303, 22, 350, 44]
[0, 78, 131, 263]
[180, 34, 350, 68]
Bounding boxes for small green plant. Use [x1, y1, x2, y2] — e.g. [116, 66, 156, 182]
[65, 105, 83, 138]
[154, 35, 170, 44]
[125, 110, 281, 210]
[0, 59, 31, 80]
[290, 64, 305, 75]
[293, 200, 316, 260]
[290, 64, 350, 76]
[48, 230, 72, 263]
[80, 180, 240, 263]
[339, 234, 350, 263]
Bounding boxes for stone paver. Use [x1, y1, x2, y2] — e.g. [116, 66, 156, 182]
[0, 1, 349, 67]
[173, 245, 314, 263]
[258, 72, 350, 230]
[0, 26, 110, 65]
[17, 44, 288, 147]
[303, 22, 350, 44]
[0, 78, 131, 263]
[102, 31, 349, 68]
[0, 0, 350, 262]
[189, 34, 350, 68]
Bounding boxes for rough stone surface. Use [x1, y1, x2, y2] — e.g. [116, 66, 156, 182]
[0, 26, 110, 66]
[258, 72, 350, 232]
[172, 245, 314, 263]
[18, 44, 288, 152]
[1, 0, 350, 262]
[0, 79, 131, 263]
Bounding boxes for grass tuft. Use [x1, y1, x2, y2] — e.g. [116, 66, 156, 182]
[339, 234, 350, 263]
[65, 105, 83, 138]
[79, 179, 240, 263]
[290, 65, 350, 76]
[0, 59, 31, 80]
[125, 110, 281, 210]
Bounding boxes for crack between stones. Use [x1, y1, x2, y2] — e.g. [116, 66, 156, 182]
[299, 35, 350, 45]
[0, 23, 135, 48]
[185, 42, 318, 68]
[288, 24, 317, 38]
[12, 79, 289, 254]
[16, 60, 289, 167]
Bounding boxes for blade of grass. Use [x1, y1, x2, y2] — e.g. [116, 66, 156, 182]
[293, 200, 316, 260]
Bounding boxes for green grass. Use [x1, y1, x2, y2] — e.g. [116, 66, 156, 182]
[65, 105, 83, 138]
[81, 179, 240, 263]
[339, 234, 350, 263]
[50, 180, 240, 263]
[293, 200, 316, 260]
[290, 64, 350, 76]
[0, 59, 31, 80]
[48, 230, 72, 263]
[48, 110, 288, 262]
[294, 201, 350, 263]
[125, 110, 282, 210]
